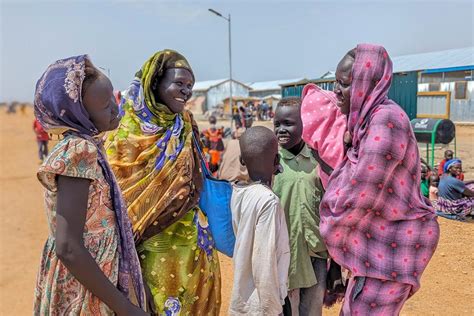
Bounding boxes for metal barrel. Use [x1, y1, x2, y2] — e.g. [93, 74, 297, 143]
[410, 118, 455, 144]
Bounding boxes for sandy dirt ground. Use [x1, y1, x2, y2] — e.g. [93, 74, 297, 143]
[0, 108, 473, 315]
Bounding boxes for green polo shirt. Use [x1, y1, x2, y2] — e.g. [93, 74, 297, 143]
[273, 145, 328, 290]
[421, 178, 429, 198]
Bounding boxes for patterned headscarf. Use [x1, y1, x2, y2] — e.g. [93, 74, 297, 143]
[320, 44, 439, 293]
[34, 55, 99, 136]
[34, 55, 146, 307]
[444, 158, 462, 173]
[346, 44, 394, 148]
[124, 49, 194, 129]
[107, 50, 203, 242]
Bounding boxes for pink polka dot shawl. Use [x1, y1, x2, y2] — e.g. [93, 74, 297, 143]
[320, 44, 439, 293]
[301, 84, 346, 188]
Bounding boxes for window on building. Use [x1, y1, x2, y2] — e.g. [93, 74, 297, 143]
[444, 70, 471, 82]
[421, 73, 443, 84]
[454, 81, 467, 100]
[421, 70, 473, 83]
[464, 70, 474, 81]
[428, 83, 440, 91]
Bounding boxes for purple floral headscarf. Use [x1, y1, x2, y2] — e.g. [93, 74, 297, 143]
[34, 55, 146, 307]
[34, 55, 99, 136]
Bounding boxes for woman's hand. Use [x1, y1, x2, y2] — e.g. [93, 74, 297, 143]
[311, 149, 334, 176]
[343, 131, 352, 147]
[343, 130, 352, 155]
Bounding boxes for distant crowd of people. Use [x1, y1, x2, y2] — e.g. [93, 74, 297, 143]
[4, 102, 28, 115]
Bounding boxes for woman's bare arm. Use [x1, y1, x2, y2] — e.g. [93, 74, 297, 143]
[56, 175, 147, 316]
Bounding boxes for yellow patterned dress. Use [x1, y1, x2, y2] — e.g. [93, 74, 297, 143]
[107, 110, 222, 315]
[137, 208, 221, 315]
[33, 135, 119, 315]
[106, 50, 221, 315]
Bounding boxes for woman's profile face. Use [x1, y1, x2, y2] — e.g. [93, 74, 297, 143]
[154, 68, 194, 114]
[334, 52, 355, 115]
[82, 74, 120, 132]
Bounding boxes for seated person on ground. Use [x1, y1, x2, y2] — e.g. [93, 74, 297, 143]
[438, 150, 464, 180]
[429, 174, 439, 202]
[420, 164, 430, 198]
[436, 159, 474, 220]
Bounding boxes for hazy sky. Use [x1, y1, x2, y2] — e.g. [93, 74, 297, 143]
[1, 0, 473, 102]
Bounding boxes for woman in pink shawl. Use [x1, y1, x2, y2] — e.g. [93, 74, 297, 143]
[317, 44, 440, 315]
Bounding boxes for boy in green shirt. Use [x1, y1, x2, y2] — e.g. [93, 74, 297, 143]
[273, 97, 328, 316]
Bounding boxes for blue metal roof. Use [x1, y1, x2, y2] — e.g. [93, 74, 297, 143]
[422, 65, 474, 74]
[282, 47, 474, 87]
[391, 47, 474, 73]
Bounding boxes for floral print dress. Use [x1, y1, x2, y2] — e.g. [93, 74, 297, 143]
[137, 208, 221, 316]
[34, 135, 120, 315]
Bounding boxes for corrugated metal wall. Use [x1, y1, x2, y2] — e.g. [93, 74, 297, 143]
[282, 85, 304, 98]
[205, 81, 250, 112]
[388, 72, 418, 120]
[281, 72, 418, 120]
[249, 89, 280, 98]
[417, 93, 449, 118]
[282, 82, 335, 98]
[418, 81, 474, 122]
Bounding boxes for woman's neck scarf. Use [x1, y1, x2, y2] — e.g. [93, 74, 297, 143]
[301, 83, 347, 188]
[320, 44, 439, 293]
[34, 55, 146, 307]
[106, 50, 202, 242]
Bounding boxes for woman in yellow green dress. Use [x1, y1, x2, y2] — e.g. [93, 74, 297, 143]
[106, 50, 221, 315]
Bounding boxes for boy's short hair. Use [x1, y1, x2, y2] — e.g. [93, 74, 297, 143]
[277, 97, 301, 108]
[240, 126, 276, 160]
[209, 115, 217, 124]
[444, 149, 453, 156]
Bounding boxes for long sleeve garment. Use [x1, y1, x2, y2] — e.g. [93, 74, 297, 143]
[230, 183, 290, 315]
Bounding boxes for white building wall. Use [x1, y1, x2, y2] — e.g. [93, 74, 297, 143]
[206, 81, 249, 110]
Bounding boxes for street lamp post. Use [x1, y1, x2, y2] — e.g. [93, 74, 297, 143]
[209, 8, 233, 125]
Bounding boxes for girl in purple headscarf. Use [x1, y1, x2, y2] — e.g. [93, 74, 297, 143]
[33, 55, 147, 315]
[316, 44, 440, 315]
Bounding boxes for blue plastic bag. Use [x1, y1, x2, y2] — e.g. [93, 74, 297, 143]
[193, 135, 235, 257]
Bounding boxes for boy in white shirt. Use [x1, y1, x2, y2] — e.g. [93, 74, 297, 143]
[229, 126, 290, 315]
